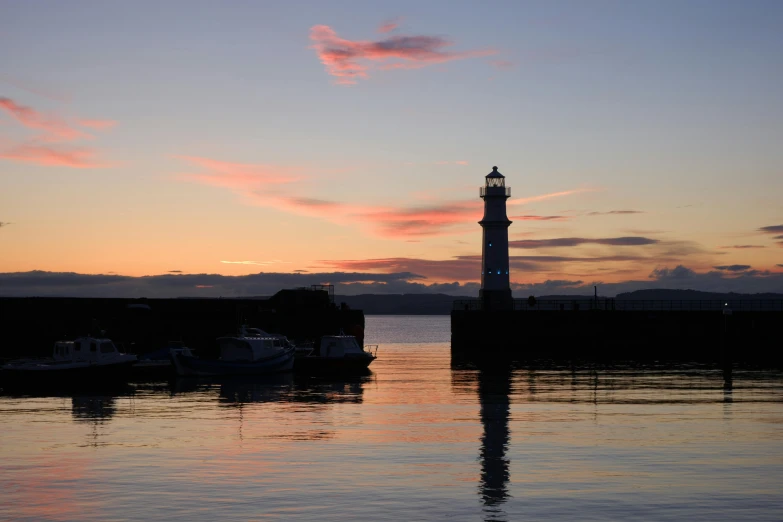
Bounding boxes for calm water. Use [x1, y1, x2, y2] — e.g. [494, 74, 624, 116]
[2, 316, 782, 521]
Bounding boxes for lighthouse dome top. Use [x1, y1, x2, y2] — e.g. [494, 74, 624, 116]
[486, 166, 504, 178]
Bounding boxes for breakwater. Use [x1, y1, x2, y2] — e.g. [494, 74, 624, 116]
[0, 288, 364, 359]
[451, 298, 783, 365]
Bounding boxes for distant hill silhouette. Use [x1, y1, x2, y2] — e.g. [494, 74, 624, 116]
[337, 294, 474, 315]
[616, 289, 783, 300]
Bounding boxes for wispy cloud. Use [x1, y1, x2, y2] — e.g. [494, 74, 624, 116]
[0, 97, 115, 168]
[220, 260, 292, 266]
[718, 245, 766, 249]
[510, 214, 570, 221]
[758, 224, 783, 247]
[177, 155, 589, 238]
[309, 24, 497, 84]
[0, 144, 112, 168]
[377, 18, 402, 34]
[508, 188, 596, 206]
[588, 210, 644, 216]
[0, 221, 11, 228]
[0, 97, 87, 141]
[510, 237, 659, 249]
[175, 155, 302, 189]
[759, 225, 783, 234]
[713, 265, 752, 272]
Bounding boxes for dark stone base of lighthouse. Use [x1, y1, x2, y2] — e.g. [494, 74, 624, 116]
[478, 289, 513, 311]
[450, 304, 783, 366]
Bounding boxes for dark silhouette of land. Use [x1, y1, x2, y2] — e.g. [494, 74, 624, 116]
[340, 290, 783, 315]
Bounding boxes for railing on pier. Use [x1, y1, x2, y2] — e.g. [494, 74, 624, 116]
[309, 284, 334, 304]
[453, 298, 783, 312]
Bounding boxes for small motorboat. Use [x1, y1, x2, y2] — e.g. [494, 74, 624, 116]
[1, 336, 137, 390]
[242, 327, 314, 358]
[132, 341, 193, 377]
[295, 334, 377, 374]
[170, 326, 295, 376]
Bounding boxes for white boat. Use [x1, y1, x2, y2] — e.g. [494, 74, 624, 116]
[1, 336, 137, 389]
[242, 327, 314, 357]
[170, 326, 295, 376]
[295, 334, 377, 374]
[132, 341, 194, 376]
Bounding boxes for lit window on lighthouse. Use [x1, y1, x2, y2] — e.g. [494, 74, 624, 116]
[488, 241, 492, 247]
[497, 270, 501, 275]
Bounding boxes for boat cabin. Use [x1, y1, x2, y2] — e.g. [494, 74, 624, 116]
[318, 335, 367, 358]
[54, 337, 123, 362]
[218, 336, 285, 362]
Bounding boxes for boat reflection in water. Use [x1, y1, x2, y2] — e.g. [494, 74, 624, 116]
[169, 373, 371, 406]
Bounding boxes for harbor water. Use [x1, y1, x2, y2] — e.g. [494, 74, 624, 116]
[1, 315, 782, 521]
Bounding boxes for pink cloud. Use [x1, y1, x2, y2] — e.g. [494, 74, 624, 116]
[309, 24, 497, 84]
[78, 119, 117, 130]
[0, 97, 88, 141]
[0, 144, 111, 168]
[0, 97, 116, 168]
[175, 155, 303, 189]
[378, 19, 401, 33]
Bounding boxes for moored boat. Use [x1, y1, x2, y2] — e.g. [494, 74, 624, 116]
[132, 341, 193, 377]
[0, 336, 137, 390]
[295, 334, 377, 374]
[170, 326, 295, 376]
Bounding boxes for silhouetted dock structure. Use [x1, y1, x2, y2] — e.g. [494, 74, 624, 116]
[0, 286, 364, 359]
[451, 297, 783, 365]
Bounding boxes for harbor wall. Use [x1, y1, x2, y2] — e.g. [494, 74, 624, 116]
[451, 308, 782, 365]
[0, 295, 364, 359]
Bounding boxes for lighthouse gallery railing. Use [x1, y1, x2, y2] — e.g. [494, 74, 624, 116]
[479, 187, 512, 197]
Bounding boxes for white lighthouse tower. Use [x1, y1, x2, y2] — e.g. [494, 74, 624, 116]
[479, 166, 513, 310]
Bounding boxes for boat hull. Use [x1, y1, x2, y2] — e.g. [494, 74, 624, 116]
[295, 354, 375, 375]
[171, 347, 295, 376]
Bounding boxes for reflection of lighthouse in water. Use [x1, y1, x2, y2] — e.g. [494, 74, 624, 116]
[478, 366, 511, 512]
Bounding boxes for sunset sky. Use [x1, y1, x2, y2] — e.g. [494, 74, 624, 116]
[1, 1, 782, 296]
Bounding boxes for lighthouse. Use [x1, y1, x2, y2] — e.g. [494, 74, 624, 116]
[479, 166, 513, 310]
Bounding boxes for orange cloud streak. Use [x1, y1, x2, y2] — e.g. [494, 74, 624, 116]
[0, 144, 112, 168]
[177, 155, 589, 238]
[174, 155, 303, 189]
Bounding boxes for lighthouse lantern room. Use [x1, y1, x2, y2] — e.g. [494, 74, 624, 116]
[479, 166, 513, 310]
